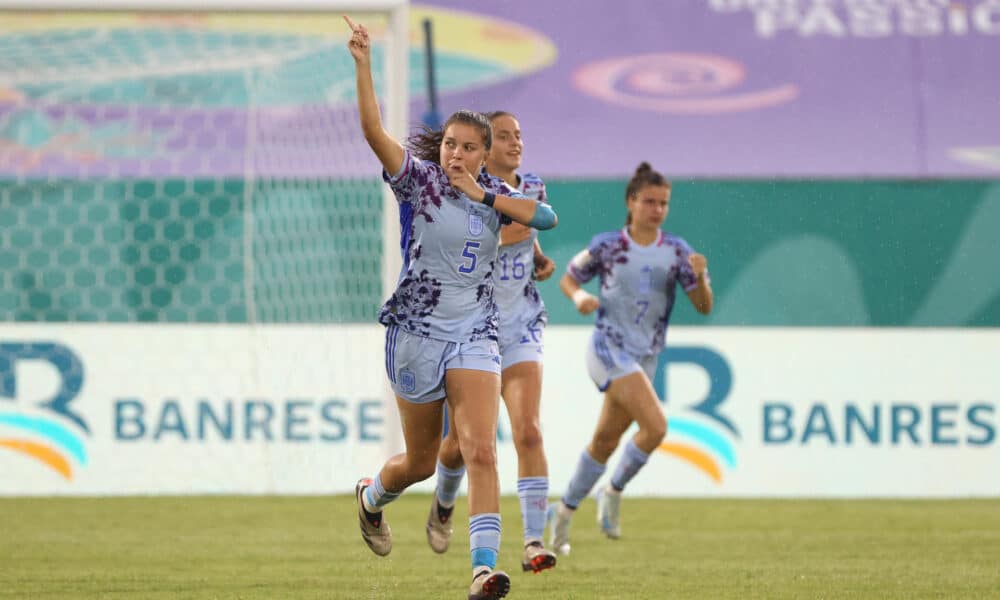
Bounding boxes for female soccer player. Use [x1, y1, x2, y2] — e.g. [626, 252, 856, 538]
[548, 162, 712, 555]
[344, 17, 557, 600]
[428, 111, 558, 574]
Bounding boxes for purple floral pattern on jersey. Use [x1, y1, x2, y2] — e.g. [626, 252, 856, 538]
[649, 310, 671, 352]
[572, 233, 631, 285]
[471, 259, 500, 340]
[379, 267, 442, 337]
[522, 280, 541, 305]
[380, 151, 521, 342]
[594, 306, 626, 348]
[596, 236, 631, 286]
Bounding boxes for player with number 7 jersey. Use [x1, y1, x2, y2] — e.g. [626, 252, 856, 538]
[548, 161, 712, 557]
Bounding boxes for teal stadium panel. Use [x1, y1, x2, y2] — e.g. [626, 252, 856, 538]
[540, 180, 1000, 328]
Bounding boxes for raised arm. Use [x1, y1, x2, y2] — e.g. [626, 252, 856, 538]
[344, 15, 405, 175]
[686, 253, 713, 315]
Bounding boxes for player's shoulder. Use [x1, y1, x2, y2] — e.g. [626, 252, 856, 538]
[481, 172, 521, 196]
[661, 232, 694, 253]
[588, 230, 624, 250]
[479, 171, 506, 188]
[517, 172, 546, 202]
[519, 172, 546, 189]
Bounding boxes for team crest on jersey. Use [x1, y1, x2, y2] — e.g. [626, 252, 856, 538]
[468, 213, 484, 236]
[639, 265, 652, 294]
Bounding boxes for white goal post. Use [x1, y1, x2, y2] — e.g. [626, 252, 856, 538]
[0, 0, 410, 493]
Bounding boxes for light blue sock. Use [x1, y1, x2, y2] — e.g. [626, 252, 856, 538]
[364, 472, 401, 510]
[469, 512, 501, 572]
[517, 477, 548, 543]
[435, 461, 466, 508]
[561, 450, 606, 510]
[610, 439, 650, 492]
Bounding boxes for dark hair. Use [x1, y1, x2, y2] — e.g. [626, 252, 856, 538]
[485, 110, 514, 122]
[625, 162, 671, 225]
[407, 110, 492, 164]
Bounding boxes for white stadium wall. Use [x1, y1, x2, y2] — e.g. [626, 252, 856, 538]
[2, 325, 998, 497]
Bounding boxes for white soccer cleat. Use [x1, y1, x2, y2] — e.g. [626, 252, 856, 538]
[425, 495, 453, 554]
[596, 486, 622, 539]
[547, 503, 572, 556]
[355, 478, 392, 556]
[468, 567, 511, 600]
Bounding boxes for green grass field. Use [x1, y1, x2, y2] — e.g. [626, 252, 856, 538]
[3, 495, 1000, 599]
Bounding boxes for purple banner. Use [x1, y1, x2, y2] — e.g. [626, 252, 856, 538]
[0, 4, 997, 179]
[424, 0, 1000, 178]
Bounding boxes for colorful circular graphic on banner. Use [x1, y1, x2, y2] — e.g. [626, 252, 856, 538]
[573, 53, 798, 114]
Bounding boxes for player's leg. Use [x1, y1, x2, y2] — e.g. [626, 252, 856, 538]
[596, 366, 667, 539]
[549, 394, 632, 553]
[446, 339, 510, 598]
[501, 355, 556, 572]
[550, 332, 643, 553]
[549, 332, 633, 554]
[357, 394, 444, 556]
[427, 406, 464, 553]
[359, 325, 447, 556]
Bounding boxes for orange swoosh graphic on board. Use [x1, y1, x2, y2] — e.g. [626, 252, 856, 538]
[658, 441, 722, 483]
[0, 438, 72, 480]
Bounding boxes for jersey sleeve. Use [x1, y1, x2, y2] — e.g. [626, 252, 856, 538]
[675, 237, 700, 292]
[488, 176, 529, 225]
[566, 234, 606, 283]
[536, 180, 548, 205]
[382, 150, 432, 204]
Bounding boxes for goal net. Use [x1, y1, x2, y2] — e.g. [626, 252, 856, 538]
[0, 0, 408, 324]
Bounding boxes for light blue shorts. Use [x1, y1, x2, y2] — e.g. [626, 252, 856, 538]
[384, 325, 502, 403]
[584, 332, 656, 392]
[499, 316, 544, 369]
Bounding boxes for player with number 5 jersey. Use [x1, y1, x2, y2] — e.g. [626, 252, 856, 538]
[430, 111, 559, 575]
[548, 162, 712, 556]
[344, 16, 557, 600]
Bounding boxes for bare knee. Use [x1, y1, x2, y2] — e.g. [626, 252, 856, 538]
[411, 458, 437, 482]
[511, 420, 544, 456]
[460, 438, 497, 473]
[404, 447, 439, 482]
[641, 414, 667, 447]
[438, 433, 463, 469]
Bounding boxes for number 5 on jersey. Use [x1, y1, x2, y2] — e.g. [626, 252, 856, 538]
[458, 240, 481, 273]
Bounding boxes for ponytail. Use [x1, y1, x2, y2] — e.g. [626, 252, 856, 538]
[624, 162, 670, 225]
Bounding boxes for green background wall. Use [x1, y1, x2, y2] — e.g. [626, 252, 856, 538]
[2, 179, 998, 327]
[540, 180, 1000, 328]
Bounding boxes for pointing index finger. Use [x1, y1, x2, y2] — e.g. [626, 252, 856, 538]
[342, 14, 358, 31]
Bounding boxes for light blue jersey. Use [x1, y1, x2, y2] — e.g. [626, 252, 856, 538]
[568, 228, 701, 359]
[380, 150, 523, 343]
[493, 173, 548, 359]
